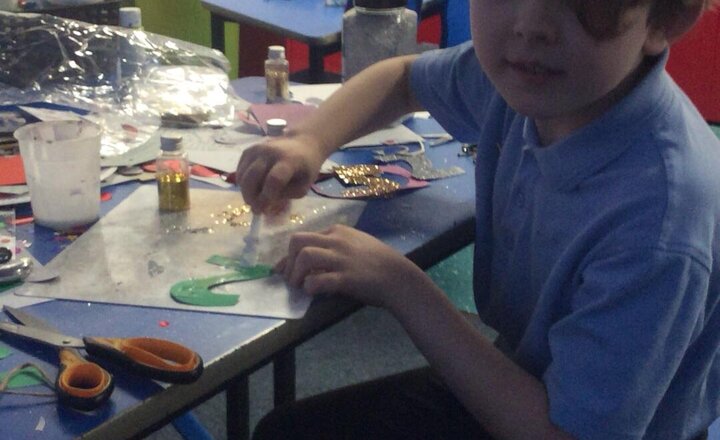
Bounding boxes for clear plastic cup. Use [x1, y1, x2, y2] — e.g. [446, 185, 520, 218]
[14, 120, 102, 231]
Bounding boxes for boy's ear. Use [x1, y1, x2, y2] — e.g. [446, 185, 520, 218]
[643, 2, 705, 55]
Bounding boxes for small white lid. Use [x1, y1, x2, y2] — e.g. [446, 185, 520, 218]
[266, 118, 287, 136]
[160, 135, 183, 151]
[119, 7, 142, 29]
[267, 45, 286, 60]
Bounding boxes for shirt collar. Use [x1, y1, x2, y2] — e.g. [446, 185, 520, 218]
[526, 49, 672, 192]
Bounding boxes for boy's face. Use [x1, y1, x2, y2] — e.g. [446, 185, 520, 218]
[471, 0, 667, 144]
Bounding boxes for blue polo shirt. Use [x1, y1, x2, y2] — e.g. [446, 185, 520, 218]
[411, 41, 720, 440]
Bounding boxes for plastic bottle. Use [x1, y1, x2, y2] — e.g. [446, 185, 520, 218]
[265, 45, 290, 103]
[119, 7, 143, 29]
[116, 7, 143, 84]
[156, 135, 190, 212]
[342, 0, 417, 82]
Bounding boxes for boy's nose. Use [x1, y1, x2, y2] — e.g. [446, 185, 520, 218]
[513, 0, 559, 45]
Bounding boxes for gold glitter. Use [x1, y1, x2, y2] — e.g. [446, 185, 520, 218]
[209, 204, 305, 227]
[332, 165, 401, 199]
[334, 164, 381, 185]
[209, 204, 255, 227]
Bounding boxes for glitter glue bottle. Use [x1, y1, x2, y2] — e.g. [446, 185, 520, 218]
[156, 135, 190, 212]
[342, 0, 417, 82]
[265, 45, 290, 103]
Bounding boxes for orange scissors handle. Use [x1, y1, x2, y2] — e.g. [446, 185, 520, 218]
[83, 336, 203, 384]
[56, 348, 114, 411]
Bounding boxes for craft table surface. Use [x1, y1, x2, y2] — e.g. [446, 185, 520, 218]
[0, 77, 476, 439]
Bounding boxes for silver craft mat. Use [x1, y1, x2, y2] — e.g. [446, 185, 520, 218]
[15, 186, 366, 319]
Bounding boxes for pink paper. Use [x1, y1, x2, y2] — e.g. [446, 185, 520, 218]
[248, 103, 316, 135]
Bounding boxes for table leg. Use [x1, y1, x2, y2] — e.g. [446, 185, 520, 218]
[273, 348, 296, 407]
[308, 46, 325, 84]
[226, 375, 250, 440]
[210, 13, 225, 53]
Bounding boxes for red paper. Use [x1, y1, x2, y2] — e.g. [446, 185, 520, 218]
[0, 155, 25, 186]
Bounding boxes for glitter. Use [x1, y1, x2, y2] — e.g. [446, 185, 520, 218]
[210, 204, 256, 227]
[332, 165, 401, 198]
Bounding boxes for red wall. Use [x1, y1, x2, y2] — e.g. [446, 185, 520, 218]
[666, 8, 720, 123]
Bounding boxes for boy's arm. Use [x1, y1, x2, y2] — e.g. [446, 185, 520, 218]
[281, 225, 575, 439]
[390, 273, 576, 440]
[288, 54, 423, 155]
[237, 55, 423, 213]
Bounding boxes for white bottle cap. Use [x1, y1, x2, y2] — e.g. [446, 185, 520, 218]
[119, 7, 142, 29]
[268, 45, 286, 60]
[266, 118, 287, 136]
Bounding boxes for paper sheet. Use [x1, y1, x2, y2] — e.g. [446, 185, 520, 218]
[14, 186, 366, 319]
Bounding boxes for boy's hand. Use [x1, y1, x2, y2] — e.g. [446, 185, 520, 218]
[275, 224, 426, 310]
[236, 134, 326, 214]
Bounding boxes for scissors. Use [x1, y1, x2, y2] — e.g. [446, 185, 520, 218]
[0, 306, 204, 411]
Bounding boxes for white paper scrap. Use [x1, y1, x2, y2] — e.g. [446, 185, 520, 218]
[35, 416, 46, 432]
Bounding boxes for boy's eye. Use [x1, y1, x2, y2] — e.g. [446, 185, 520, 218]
[564, 0, 637, 39]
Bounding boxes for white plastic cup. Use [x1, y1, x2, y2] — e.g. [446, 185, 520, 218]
[14, 120, 102, 231]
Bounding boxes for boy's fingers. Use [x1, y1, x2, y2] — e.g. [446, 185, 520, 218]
[238, 158, 269, 209]
[303, 272, 342, 296]
[236, 143, 264, 179]
[266, 200, 291, 217]
[273, 256, 287, 274]
[259, 161, 295, 203]
[284, 232, 335, 280]
[288, 247, 337, 289]
[283, 232, 313, 280]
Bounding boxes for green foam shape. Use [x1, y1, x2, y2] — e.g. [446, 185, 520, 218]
[170, 264, 272, 307]
[0, 280, 21, 294]
[0, 365, 46, 389]
[0, 344, 10, 360]
[206, 254, 251, 271]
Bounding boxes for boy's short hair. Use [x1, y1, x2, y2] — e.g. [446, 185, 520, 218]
[566, 0, 718, 40]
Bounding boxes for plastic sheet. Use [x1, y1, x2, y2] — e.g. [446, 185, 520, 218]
[0, 11, 242, 156]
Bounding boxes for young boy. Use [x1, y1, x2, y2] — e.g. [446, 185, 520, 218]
[237, 0, 720, 438]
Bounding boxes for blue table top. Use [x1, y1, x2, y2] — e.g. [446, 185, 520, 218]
[0, 77, 476, 438]
[201, 0, 346, 45]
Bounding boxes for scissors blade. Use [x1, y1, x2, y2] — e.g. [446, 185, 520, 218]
[0, 322, 84, 348]
[3, 305, 61, 333]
